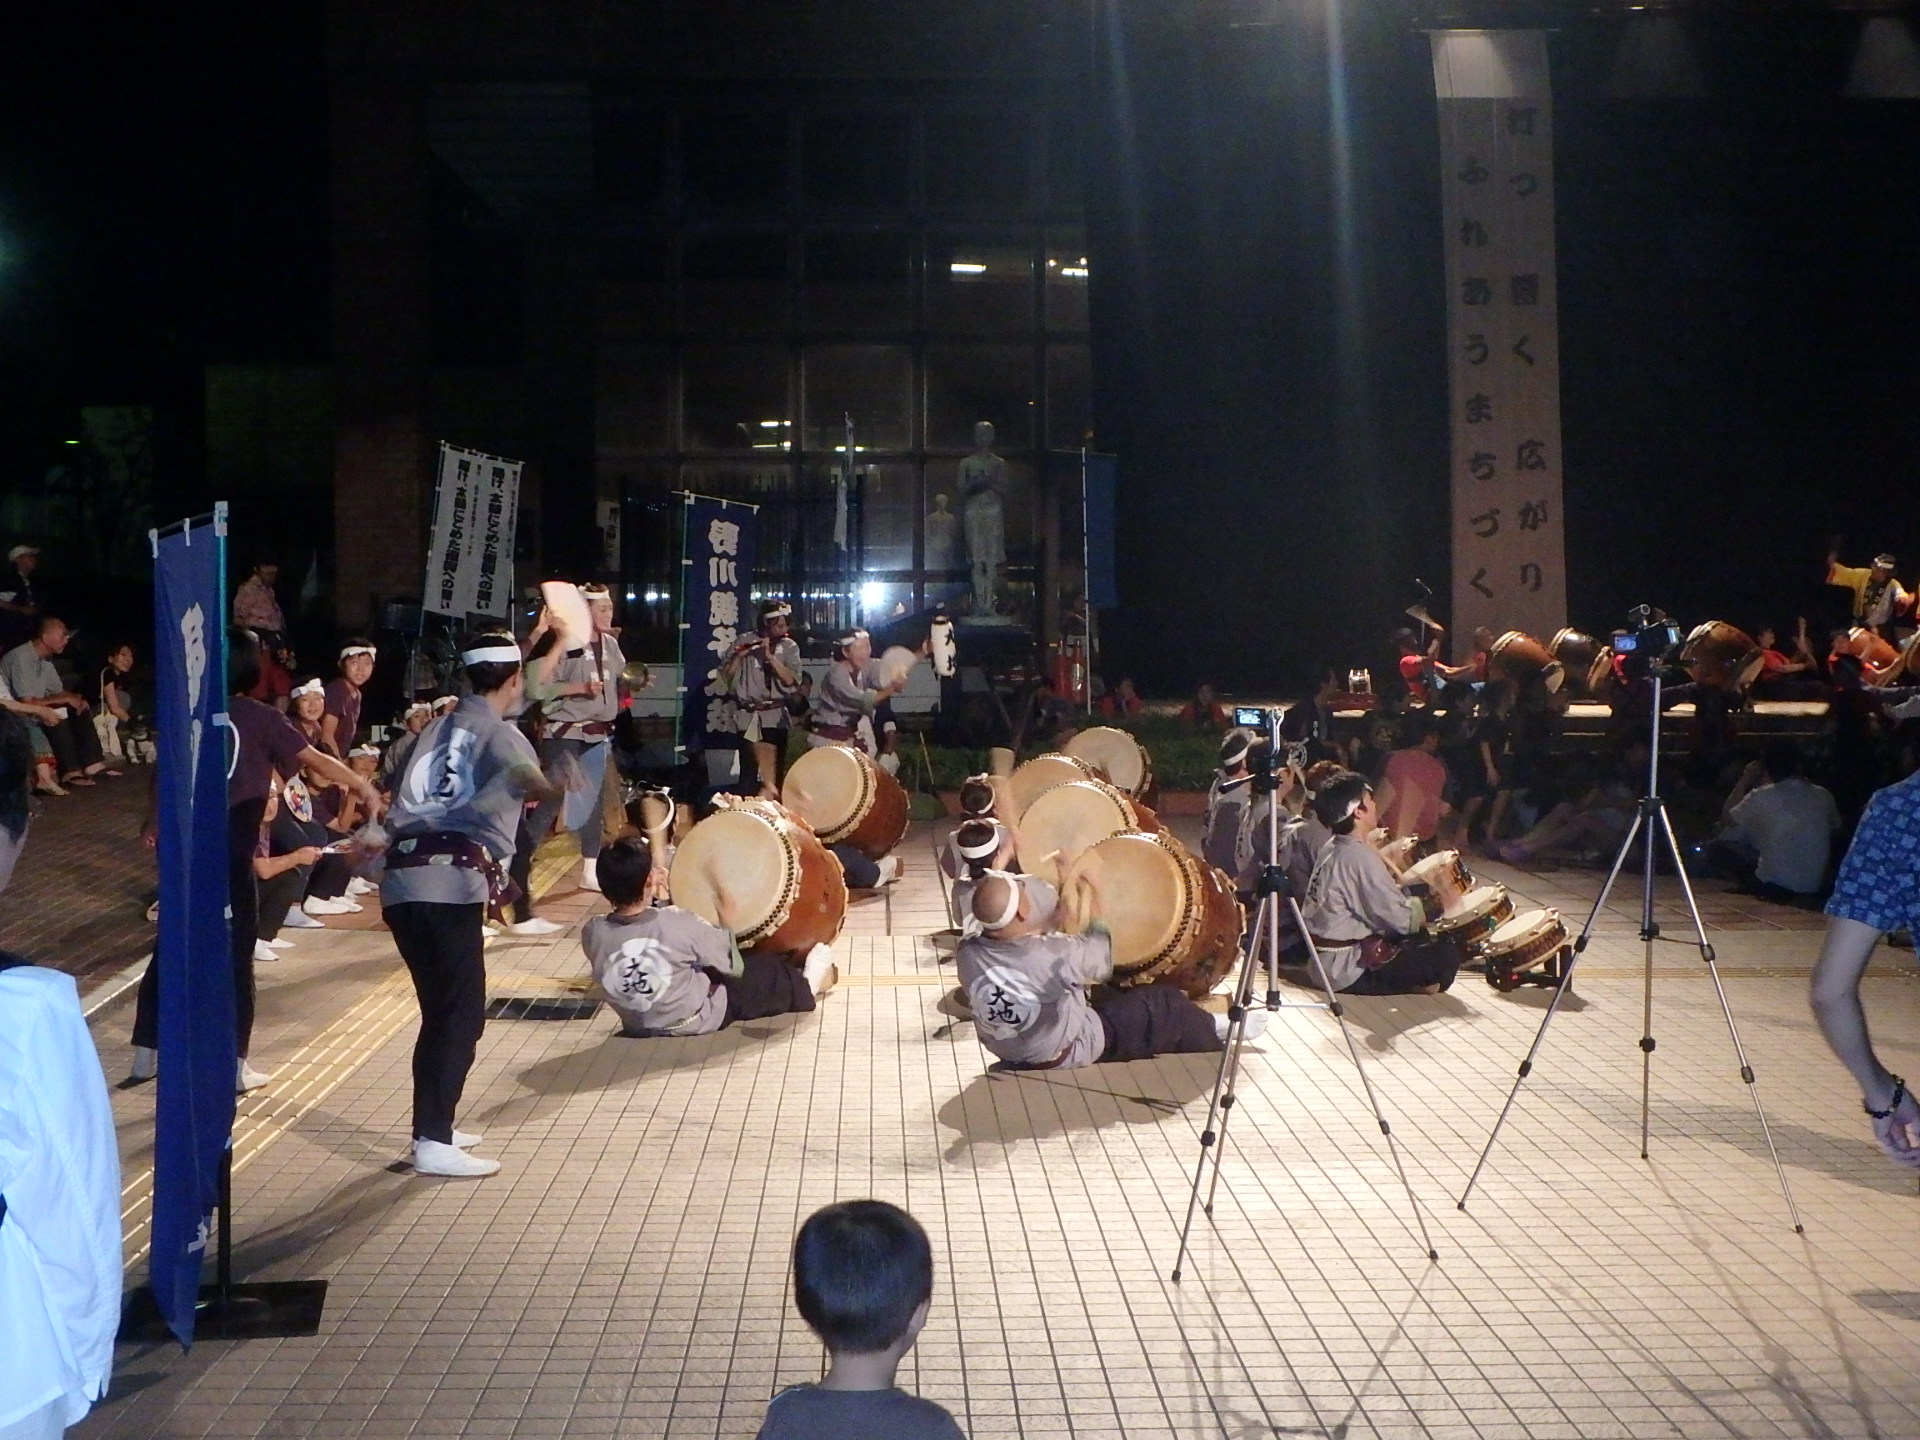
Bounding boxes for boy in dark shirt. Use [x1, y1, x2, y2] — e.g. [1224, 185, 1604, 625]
[757, 1201, 965, 1440]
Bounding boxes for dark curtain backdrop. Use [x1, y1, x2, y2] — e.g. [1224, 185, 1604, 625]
[1085, 3, 1920, 695]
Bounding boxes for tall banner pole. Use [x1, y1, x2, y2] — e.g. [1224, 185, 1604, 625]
[1432, 31, 1568, 654]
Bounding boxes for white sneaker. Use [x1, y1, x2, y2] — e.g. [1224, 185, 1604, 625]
[347, 877, 375, 896]
[1215, 1008, 1271, 1043]
[802, 943, 839, 997]
[263, 936, 295, 950]
[303, 896, 354, 916]
[281, 909, 325, 929]
[506, 916, 565, 936]
[237, 1060, 273, 1092]
[875, 855, 902, 887]
[128, 1045, 157, 1083]
[253, 940, 280, 963]
[579, 857, 601, 892]
[413, 1138, 500, 1178]
[451, 1130, 484, 1148]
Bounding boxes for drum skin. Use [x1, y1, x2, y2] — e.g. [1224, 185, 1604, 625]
[1489, 631, 1565, 693]
[1472, 907, 1569, 991]
[1015, 779, 1157, 887]
[1682, 621, 1764, 691]
[1063, 726, 1157, 804]
[669, 800, 848, 958]
[1006, 753, 1104, 818]
[1430, 885, 1514, 960]
[1064, 830, 1243, 1001]
[781, 743, 911, 860]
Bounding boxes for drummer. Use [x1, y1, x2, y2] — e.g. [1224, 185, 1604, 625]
[937, 777, 1013, 876]
[723, 599, 804, 798]
[584, 833, 838, 1037]
[808, 628, 905, 755]
[1202, 728, 1270, 898]
[528, 583, 626, 893]
[1300, 770, 1466, 996]
[955, 871, 1259, 1071]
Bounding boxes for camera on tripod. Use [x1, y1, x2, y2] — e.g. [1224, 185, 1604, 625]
[1610, 604, 1687, 682]
[1230, 706, 1307, 778]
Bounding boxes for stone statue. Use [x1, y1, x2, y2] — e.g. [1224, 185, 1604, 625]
[923, 493, 958, 573]
[958, 421, 1006, 615]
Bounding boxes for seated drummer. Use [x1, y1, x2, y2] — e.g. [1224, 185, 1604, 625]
[1300, 770, 1465, 996]
[937, 777, 1014, 878]
[955, 871, 1262, 1071]
[943, 818, 1014, 936]
[584, 834, 838, 1037]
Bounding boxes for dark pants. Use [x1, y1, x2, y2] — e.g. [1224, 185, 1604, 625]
[45, 714, 104, 777]
[831, 842, 881, 889]
[1341, 935, 1459, 996]
[509, 816, 536, 923]
[385, 901, 489, 1144]
[718, 954, 817, 1026]
[133, 798, 265, 1058]
[1092, 981, 1223, 1063]
[256, 865, 307, 941]
[269, 808, 349, 899]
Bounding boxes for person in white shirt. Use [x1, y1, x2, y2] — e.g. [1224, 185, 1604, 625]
[1709, 740, 1841, 900]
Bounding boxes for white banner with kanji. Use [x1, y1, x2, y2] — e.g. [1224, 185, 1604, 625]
[1432, 31, 1567, 654]
[424, 442, 521, 618]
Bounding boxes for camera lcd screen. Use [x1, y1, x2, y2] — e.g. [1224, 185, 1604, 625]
[1234, 706, 1265, 728]
[1613, 632, 1639, 654]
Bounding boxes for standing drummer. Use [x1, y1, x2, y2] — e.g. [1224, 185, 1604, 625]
[528, 583, 625, 893]
[1825, 548, 1912, 634]
[724, 599, 804, 798]
[808, 628, 905, 756]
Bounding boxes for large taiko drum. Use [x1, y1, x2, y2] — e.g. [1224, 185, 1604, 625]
[669, 799, 847, 956]
[1063, 726, 1157, 804]
[1550, 629, 1603, 696]
[1014, 778, 1161, 887]
[1836, 626, 1898, 668]
[1473, 907, 1570, 991]
[1489, 631, 1565, 693]
[1586, 650, 1622, 704]
[1681, 621, 1765, 691]
[781, 743, 911, 861]
[1064, 830, 1243, 1000]
[1005, 752, 1103, 818]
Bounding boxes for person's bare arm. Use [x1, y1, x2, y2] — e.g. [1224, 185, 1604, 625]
[299, 745, 383, 819]
[319, 711, 343, 754]
[255, 845, 322, 880]
[1810, 916, 1920, 1168]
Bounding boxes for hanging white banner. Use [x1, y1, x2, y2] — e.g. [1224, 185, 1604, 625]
[424, 442, 521, 618]
[1432, 31, 1568, 655]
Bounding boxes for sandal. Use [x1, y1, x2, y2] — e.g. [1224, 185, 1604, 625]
[62, 774, 97, 788]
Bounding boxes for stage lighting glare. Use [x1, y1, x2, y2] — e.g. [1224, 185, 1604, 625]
[948, 261, 987, 274]
[859, 581, 886, 609]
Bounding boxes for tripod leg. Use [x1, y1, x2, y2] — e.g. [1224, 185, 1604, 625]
[1652, 804, 1806, 1233]
[1171, 988, 1254, 1281]
[1290, 897, 1439, 1261]
[1201, 897, 1272, 1219]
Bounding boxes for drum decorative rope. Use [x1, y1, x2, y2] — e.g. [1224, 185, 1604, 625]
[1014, 779, 1158, 887]
[1430, 885, 1515, 963]
[1064, 726, 1157, 803]
[780, 743, 911, 860]
[1063, 830, 1243, 1000]
[1472, 907, 1571, 991]
[669, 800, 847, 956]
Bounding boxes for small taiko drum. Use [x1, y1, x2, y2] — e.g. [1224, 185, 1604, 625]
[780, 743, 911, 861]
[1005, 752, 1103, 818]
[1064, 830, 1243, 1000]
[1430, 884, 1514, 962]
[1489, 631, 1565, 693]
[1063, 726, 1157, 804]
[1380, 835, 1423, 872]
[1015, 778, 1161, 887]
[1400, 848, 1473, 898]
[669, 799, 847, 956]
[1681, 621, 1765, 692]
[1473, 907, 1571, 991]
[1550, 629, 1603, 696]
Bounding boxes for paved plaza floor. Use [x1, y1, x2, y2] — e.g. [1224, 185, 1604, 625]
[37, 813, 1920, 1438]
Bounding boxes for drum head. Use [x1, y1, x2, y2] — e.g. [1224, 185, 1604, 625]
[782, 744, 872, 840]
[670, 808, 793, 941]
[1438, 884, 1507, 928]
[1401, 851, 1460, 888]
[1484, 907, 1561, 952]
[1733, 650, 1767, 691]
[1070, 832, 1186, 971]
[1016, 780, 1138, 886]
[1064, 726, 1148, 795]
[1007, 753, 1099, 817]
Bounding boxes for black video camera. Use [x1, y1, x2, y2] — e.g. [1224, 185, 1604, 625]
[1611, 605, 1687, 681]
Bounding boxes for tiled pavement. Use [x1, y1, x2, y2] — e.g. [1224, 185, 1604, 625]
[51, 814, 1920, 1438]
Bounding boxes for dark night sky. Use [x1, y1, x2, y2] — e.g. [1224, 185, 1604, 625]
[5, 3, 1918, 693]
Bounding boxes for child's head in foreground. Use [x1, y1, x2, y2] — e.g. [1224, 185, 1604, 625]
[793, 1200, 934, 1357]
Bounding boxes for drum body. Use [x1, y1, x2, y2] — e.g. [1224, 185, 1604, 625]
[669, 800, 847, 956]
[781, 743, 911, 860]
[1681, 621, 1764, 691]
[1472, 907, 1570, 991]
[1489, 631, 1565, 693]
[1585, 650, 1622, 704]
[1066, 830, 1243, 1000]
[1430, 885, 1514, 961]
[1550, 629, 1602, 696]
[1401, 849, 1474, 897]
[1015, 779, 1160, 886]
[1837, 626, 1898, 667]
[1006, 752, 1103, 818]
[1063, 726, 1157, 804]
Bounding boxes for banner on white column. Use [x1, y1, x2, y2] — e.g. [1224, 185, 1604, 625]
[425, 442, 522, 618]
[1433, 31, 1567, 655]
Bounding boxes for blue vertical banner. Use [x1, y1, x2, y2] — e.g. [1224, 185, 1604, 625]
[149, 505, 233, 1347]
[676, 493, 759, 758]
[1083, 452, 1119, 608]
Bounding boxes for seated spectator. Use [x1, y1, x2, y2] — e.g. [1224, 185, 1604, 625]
[1178, 682, 1231, 731]
[0, 709, 32, 887]
[1373, 712, 1450, 843]
[1096, 675, 1142, 719]
[252, 782, 324, 961]
[1493, 756, 1638, 867]
[289, 677, 350, 829]
[757, 1200, 964, 1440]
[95, 641, 152, 765]
[1707, 739, 1840, 902]
[271, 776, 359, 922]
[322, 640, 376, 755]
[0, 667, 65, 795]
[0, 616, 118, 789]
[378, 701, 435, 792]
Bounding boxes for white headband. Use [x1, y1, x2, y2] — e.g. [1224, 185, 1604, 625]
[339, 645, 376, 661]
[290, 678, 324, 700]
[580, 584, 611, 601]
[1331, 789, 1367, 826]
[977, 870, 1024, 932]
[956, 828, 1002, 862]
[348, 745, 380, 759]
[461, 643, 523, 666]
[762, 603, 792, 622]
[403, 701, 432, 719]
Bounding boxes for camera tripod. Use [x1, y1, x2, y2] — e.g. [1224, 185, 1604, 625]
[1456, 670, 1804, 1231]
[1172, 717, 1439, 1282]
